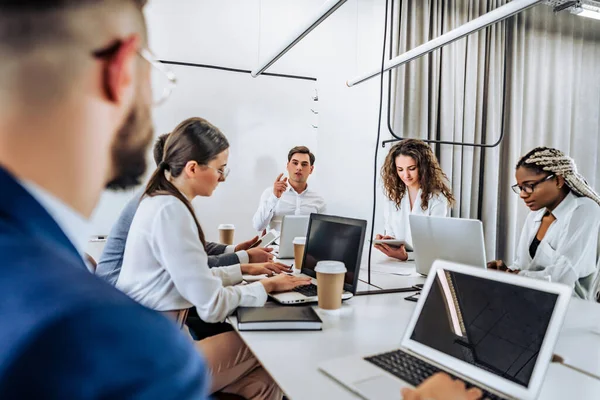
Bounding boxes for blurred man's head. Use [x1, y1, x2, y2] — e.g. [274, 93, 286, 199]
[0, 1, 155, 215]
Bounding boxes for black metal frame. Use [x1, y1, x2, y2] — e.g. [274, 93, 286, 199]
[159, 60, 317, 82]
[380, 0, 507, 150]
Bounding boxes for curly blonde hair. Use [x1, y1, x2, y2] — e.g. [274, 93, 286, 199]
[381, 139, 455, 210]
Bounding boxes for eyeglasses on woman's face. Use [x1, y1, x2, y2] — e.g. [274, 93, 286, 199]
[511, 174, 555, 195]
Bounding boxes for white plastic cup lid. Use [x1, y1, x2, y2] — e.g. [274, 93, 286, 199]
[315, 260, 346, 274]
[218, 224, 235, 230]
[293, 237, 306, 245]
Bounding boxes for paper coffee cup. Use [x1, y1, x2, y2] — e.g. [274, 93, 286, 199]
[315, 261, 347, 310]
[293, 237, 306, 271]
[218, 224, 235, 245]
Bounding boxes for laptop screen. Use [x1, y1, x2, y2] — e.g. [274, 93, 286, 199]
[302, 214, 366, 293]
[410, 269, 558, 387]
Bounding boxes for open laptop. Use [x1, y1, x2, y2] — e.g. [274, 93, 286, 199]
[410, 215, 487, 275]
[277, 215, 310, 259]
[320, 260, 572, 400]
[270, 213, 367, 305]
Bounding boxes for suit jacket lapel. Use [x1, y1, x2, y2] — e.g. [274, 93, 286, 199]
[0, 167, 83, 265]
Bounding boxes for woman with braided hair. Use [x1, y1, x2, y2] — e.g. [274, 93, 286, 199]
[488, 147, 600, 299]
[375, 139, 455, 261]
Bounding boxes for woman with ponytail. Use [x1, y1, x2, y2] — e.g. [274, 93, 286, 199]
[488, 147, 600, 299]
[117, 117, 310, 399]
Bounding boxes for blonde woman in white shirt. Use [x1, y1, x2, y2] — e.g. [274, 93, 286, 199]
[488, 147, 600, 300]
[375, 139, 454, 261]
[117, 117, 310, 400]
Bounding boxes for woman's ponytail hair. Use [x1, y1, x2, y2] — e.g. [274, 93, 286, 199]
[144, 117, 230, 247]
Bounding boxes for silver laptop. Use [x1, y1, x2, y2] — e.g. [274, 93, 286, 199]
[410, 215, 487, 275]
[277, 215, 310, 259]
[270, 213, 367, 305]
[320, 260, 572, 400]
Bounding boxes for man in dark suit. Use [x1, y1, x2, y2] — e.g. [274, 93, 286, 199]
[0, 1, 208, 398]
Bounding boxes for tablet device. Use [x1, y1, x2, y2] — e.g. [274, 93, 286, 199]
[251, 229, 280, 249]
[371, 239, 413, 252]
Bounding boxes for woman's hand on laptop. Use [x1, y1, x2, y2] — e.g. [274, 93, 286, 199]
[241, 262, 291, 276]
[246, 247, 274, 263]
[487, 260, 508, 271]
[401, 373, 482, 400]
[487, 260, 521, 275]
[260, 274, 312, 293]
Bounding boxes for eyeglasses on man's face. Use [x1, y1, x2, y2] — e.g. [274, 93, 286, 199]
[92, 43, 177, 106]
[511, 174, 555, 195]
[138, 49, 177, 106]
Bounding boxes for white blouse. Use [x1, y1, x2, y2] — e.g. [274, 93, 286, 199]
[383, 189, 450, 247]
[116, 195, 267, 323]
[511, 192, 600, 299]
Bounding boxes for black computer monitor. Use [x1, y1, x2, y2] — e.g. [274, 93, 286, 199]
[302, 213, 367, 294]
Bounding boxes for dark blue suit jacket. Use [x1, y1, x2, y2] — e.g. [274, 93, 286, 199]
[0, 167, 208, 399]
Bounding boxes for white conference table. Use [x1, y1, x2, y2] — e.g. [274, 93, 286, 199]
[233, 251, 600, 399]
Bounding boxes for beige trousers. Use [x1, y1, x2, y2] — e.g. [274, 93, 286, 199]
[192, 330, 283, 400]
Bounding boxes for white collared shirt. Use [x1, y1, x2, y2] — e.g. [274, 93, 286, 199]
[383, 189, 449, 248]
[252, 184, 326, 232]
[116, 195, 267, 322]
[511, 192, 600, 297]
[20, 180, 91, 263]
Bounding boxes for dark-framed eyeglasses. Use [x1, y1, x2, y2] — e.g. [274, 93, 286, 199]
[511, 174, 555, 195]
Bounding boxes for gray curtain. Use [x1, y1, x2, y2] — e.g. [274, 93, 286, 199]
[390, 0, 600, 262]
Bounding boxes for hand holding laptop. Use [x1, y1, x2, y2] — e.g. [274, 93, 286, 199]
[401, 373, 482, 400]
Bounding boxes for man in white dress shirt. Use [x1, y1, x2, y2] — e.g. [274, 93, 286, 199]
[252, 146, 326, 233]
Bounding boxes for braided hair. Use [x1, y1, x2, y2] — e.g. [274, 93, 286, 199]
[517, 147, 600, 206]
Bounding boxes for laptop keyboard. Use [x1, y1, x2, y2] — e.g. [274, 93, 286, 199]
[292, 283, 318, 297]
[365, 349, 507, 400]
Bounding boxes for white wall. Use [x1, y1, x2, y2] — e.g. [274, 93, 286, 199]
[90, 0, 393, 243]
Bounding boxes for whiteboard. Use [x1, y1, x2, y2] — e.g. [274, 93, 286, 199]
[90, 64, 319, 245]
